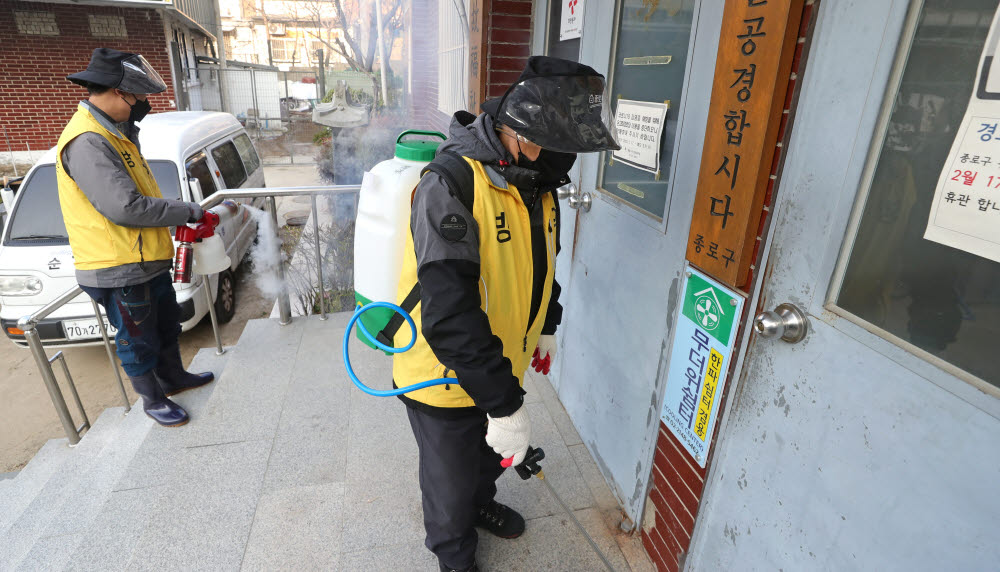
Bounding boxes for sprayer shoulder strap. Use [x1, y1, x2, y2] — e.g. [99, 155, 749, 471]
[420, 150, 475, 214]
[376, 152, 475, 348]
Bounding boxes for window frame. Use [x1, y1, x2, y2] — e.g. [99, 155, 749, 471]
[233, 132, 261, 176]
[591, 0, 704, 232]
[819, 0, 1000, 400]
[436, 0, 470, 115]
[209, 139, 249, 189]
[185, 150, 219, 201]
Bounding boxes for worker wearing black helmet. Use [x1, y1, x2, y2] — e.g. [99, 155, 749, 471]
[391, 56, 619, 572]
[57, 48, 214, 428]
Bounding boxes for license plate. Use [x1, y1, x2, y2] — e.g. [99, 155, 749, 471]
[63, 318, 118, 341]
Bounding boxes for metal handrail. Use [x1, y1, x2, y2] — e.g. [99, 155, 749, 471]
[199, 185, 361, 327]
[18, 286, 128, 445]
[19, 184, 361, 444]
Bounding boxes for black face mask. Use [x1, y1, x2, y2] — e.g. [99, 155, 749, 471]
[519, 148, 577, 181]
[121, 95, 152, 123]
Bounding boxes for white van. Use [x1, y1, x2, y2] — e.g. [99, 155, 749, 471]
[0, 111, 265, 347]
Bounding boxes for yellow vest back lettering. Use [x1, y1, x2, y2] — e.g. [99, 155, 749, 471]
[393, 158, 557, 409]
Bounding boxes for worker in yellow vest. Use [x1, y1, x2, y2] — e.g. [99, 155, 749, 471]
[58, 48, 213, 427]
[393, 56, 620, 572]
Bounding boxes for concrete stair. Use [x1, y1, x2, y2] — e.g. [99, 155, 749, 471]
[0, 314, 654, 572]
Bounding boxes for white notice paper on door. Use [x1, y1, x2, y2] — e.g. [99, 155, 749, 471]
[612, 99, 669, 175]
[559, 0, 585, 41]
[924, 7, 1000, 262]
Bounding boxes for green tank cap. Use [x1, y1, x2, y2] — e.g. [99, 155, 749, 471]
[395, 130, 446, 162]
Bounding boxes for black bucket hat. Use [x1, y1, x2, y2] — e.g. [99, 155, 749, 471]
[67, 48, 167, 94]
[482, 56, 620, 153]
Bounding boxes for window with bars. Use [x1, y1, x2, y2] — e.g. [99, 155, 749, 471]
[437, 0, 470, 115]
[269, 38, 298, 62]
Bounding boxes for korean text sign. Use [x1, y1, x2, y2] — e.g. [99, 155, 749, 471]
[613, 99, 670, 174]
[685, 0, 803, 288]
[661, 265, 744, 467]
[924, 7, 1000, 262]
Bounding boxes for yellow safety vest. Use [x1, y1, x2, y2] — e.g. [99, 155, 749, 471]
[56, 105, 174, 271]
[393, 158, 558, 409]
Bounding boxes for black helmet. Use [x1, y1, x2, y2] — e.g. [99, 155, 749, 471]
[482, 56, 620, 153]
[67, 48, 167, 94]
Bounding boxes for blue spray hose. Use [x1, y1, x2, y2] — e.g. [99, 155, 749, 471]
[343, 301, 453, 396]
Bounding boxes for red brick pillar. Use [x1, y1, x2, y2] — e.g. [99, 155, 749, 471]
[484, 0, 533, 100]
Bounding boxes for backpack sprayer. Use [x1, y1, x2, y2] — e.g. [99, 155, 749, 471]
[172, 201, 238, 284]
[345, 131, 615, 571]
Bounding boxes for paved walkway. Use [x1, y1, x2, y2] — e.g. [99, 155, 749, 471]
[1, 313, 653, 571]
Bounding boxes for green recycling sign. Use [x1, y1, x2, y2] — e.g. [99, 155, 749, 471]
[681, 272, 737, 346]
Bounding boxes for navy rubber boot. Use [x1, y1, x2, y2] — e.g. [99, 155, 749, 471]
[154, 347, 214, 397]
[130, 372, 189, 427]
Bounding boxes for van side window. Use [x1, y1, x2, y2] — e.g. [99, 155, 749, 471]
[211, 141, 248, 189]
[186, 152, 218, 199]
[233, 133, 261, 175]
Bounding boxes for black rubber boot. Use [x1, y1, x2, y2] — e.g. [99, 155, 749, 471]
[154, 346, 214, 397]
[130, 372, 189, 427]
[439, 562, 479, 572]
[475, 500, 525, 539]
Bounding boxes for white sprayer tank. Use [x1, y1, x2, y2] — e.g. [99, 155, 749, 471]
[354, 130, 445, 349]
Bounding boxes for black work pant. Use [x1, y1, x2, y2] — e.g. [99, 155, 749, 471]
[406, 405, 506, 570]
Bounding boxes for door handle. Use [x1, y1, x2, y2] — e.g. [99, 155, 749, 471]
[557, 182, 593, 212]
[753, 303, 808, 344]
[556, 182, 578, 200]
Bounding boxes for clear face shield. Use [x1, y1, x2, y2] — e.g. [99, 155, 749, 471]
[118, 55, 167, 95]
[497, 75, 620, 153]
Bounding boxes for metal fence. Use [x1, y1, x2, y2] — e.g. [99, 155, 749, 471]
[177, 66, 326, 165]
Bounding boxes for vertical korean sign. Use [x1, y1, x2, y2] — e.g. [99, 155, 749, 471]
[685, 0, 803, 288]
[467, 0, 489, 113]
[924, 7, 1000, 262]
[661, 265, 745, 467]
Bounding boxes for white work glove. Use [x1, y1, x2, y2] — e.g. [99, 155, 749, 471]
[486, 404, 532, 466]
[531, 334, 556, 374]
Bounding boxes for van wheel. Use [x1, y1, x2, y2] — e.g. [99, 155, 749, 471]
[214, 270, 236, 324]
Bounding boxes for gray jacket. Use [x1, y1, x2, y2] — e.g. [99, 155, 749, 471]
[61, 102, 203, 287]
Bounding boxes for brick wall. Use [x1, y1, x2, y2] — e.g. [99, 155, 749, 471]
[640, 2, 818, 571]
[485, 0, 532, 99]
[0, 1, 175, 152]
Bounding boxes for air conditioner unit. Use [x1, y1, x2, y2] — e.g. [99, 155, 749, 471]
[268, 22, 286, 35]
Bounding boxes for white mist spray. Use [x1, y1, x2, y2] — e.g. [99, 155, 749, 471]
[245, 205, 286, 298]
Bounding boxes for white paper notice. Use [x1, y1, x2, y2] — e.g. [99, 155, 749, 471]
[559, 0, 585, 41]
[925, 7, 1000, 262]
[612, 99, 669, 174]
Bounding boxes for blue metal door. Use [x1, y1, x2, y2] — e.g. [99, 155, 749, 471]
[549, 0, 724, 523]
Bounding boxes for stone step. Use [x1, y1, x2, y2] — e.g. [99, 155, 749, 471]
[68, 346, 234, 571]
[0, 438, 73, 535]
[13, 406, 153, 571]
[0, 405, 128, 569]
[179, 318, 307, 449]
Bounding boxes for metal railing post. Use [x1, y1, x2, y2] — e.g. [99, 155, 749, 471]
[266, 195, 293, 325]
[203, 276, 226, 355]
[51, 351, 90, 433]
[92, 298, 131, 412]
[23, 327, 81, 445]
[310, 194, 327, 320]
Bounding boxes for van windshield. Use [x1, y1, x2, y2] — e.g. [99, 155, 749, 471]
[5, 160, 181, 244]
